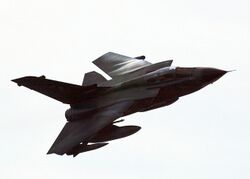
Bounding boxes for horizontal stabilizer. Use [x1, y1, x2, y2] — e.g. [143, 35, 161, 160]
[82, 71, 107, 86]
[12, 76, 108, 104]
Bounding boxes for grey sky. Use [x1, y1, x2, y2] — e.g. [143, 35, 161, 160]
[1, 0, 250, 178]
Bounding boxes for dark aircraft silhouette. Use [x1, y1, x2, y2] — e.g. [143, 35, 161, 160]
[12, 52, 227, 157]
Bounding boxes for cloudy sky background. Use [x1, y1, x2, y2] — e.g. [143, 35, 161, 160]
[1, 0, 250, 178]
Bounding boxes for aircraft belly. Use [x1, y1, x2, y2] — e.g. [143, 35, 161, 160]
[125, 86, 179, 114]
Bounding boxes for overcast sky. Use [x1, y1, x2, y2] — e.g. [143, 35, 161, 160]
[1, 0, 250, 178]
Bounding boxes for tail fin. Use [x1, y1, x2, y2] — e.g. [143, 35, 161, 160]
[82, 71, 107, 86]
[12, 76, 108, 104]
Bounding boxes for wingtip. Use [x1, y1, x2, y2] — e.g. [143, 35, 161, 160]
[11, 78, 18, 83]
[47, 150, 63, 155]
[47, 146, 58, 155]
[11, 76, 46, 86]
[47, 149, 53, 155]
[11, 76, 28, 86]
[11, 78, 22, 86]
[11, 79, 16, 83]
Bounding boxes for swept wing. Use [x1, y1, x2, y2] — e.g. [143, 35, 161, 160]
[47, 101, 133, 155]
[12, 76, 108, 104]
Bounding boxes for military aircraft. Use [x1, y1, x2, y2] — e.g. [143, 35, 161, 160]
[12, 52, 227, 157]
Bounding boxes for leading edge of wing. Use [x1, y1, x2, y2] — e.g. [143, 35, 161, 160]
[47, 101, 133, 155]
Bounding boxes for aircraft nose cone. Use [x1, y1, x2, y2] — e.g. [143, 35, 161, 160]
[201, 68, 227, 84]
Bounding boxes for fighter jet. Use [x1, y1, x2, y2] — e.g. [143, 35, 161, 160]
[12, 52, 227, 157]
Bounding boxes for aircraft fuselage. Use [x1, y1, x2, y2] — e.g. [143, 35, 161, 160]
[65, 67, 226, 121]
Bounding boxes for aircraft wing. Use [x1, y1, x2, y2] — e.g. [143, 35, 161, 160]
[47, 101, 133, 155]
[12, 76, 108, 104]
[93, 52, 151, 78]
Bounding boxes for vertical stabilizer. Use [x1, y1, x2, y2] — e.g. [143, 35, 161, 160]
[82, 71, 107, 86]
